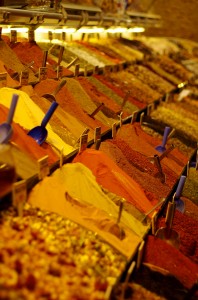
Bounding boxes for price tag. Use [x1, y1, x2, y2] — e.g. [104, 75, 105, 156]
[12, 180, 27, 217]
[112, 122, 117, 139]
[20, 71, 29, 86]
[38, 156, 49, 180]
[94, 127, 101, 143]
[79, 134, 88, 153]
[131, 110, 138, 124]
[119, 111, 123, 127]
[136, 240, 145, 269]
[75, 64, 80, 77]
[57, 65, 63, 79]
[39, 67, 47, 81]
[0, 72, 7, 87]
[177, 89, 191, 101]
[28, 29, 35, 43]
[147, 103, 154, 116]
[48, 31, 53, 41]
[140, 112, 144, 125]
[84, 65, 88, 77]
[10, 30, 17, 43]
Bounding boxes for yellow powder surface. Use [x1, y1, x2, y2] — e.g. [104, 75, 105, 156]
[0, 87, 74, 156]
[28, 162, 148, 258]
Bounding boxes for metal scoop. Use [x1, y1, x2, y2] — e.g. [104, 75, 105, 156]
[173, 175, 186, 213]
[27, 101, 58, 145]
[156, 200, 180, 249]
[155, 126, 171, 153]
[42, 79, 66, 102]
[0, 94, 19, 144]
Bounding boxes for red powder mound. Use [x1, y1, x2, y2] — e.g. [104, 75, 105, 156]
[10, 41, 73, 78]
[34, 79, 108, 132]
[94, 74, 146, 109]
[157, 210, 198, 264]
[117, 123, 188, 176]
[0, 104, 58, 165]
[143, 235, 198, 289]
[73, 148, 153, 214]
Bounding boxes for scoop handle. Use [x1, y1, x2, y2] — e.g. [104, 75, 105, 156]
[42, 50, 48, 67]
[7, 94, 19, 124]
[57, 46, 64, 66]
[41, 101, 58, 128]
[175, 175, 186, 199]
[52, 79, 67, 97]
[161, 126, 171, 148]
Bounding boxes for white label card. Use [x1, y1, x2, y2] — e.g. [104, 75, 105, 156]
[38, 156, 49, 180]
[79, 134, 88, 153]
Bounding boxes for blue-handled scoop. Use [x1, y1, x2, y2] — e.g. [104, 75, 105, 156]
[0, 93, 19, 144]
[28, 101, 58, 145]
[173, 175, 186, 213]
[155, 126, 171, 153]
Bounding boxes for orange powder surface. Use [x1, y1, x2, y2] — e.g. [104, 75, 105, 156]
[0, 104, 58, 165]
[73, 148, 153, 214]
[10, 41, 73, 78]
[34, 79, 108, 132]
[77, 77, 129, 118]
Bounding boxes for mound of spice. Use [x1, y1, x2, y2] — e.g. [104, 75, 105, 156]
[34, 78, 109, 132]
[0, 204, 126, 299]
[73, 148, 154, 214]
[143, 235, 198, 289]
[157, 209, 198, 264]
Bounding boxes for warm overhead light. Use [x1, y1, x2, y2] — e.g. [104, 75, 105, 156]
[77, 27, 104, 33]
[106, 27, 128, 34]
[2, 27, 29, 33]
[128, 27, 145, 33]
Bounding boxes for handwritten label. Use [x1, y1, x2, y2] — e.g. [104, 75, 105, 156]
[57, 65, 63, 79]
[94, 127, 101, 143]
[20, 71, 29, 86]
[28, 29, 35, 42]
[131, 110, 138, 124]
[0, 72, 7, 87]
[75, 64, 80, 77]
[79, 134, 88, 153]
[12, 180, 27, 217]
[11, 30, 17, 43]
[38, 156, 49, 180]
[112, 122, 117, 139]
[39, 67, 47, 81]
